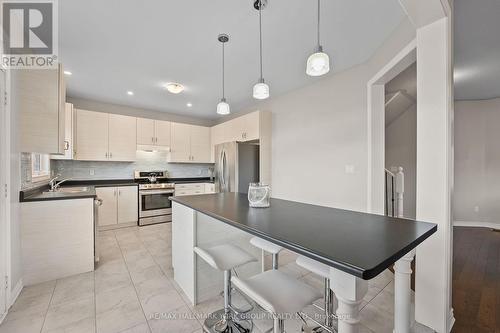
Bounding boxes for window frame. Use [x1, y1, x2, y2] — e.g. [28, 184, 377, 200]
[31, 153, 51, 182]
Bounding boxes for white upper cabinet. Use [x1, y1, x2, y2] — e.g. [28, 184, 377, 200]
[210, 111, 264, 162]
[75, 110, 136, 161]
[51, 103, 74, 160]
[137, 118, 155, 145]
[108, 114, 137, 161]
[75, 109, 109, 161]
[240, 111, 260, 141]
[14, 63, 66, 154]
[169, 123, 211, 163]
[169, 123, 192, 163]
[155, 120, 171, 147]
[190, 126, 211, 163]
[137, 118, 171, 147]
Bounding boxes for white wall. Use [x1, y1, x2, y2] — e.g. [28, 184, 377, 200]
[385, 104, 417, 219]
[454, 97, 500, 227]
[238, 19, 416, 212]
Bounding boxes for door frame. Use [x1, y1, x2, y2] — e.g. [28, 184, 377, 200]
[0, 65, 9, 321]
[366, 39, 417, 214]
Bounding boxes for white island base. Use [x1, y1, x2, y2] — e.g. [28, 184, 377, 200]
[172, 202, 262, 305]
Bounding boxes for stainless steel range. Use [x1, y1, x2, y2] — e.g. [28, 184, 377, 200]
[135, 171, 175, 226]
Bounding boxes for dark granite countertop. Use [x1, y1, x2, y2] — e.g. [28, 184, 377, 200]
[20, 185, 97, 202]
[20, 177, 214, 202]
[171, 192, 437, 280]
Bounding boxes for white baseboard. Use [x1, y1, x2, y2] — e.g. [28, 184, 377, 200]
[453, 220, 500, 230]
[9, 279, 23, 308]
[447, 308, 455, 332]
[0, 310, 6, 326]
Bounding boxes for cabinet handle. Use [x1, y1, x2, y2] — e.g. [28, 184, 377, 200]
[109, 152, 112, 158]
[118, 190, 121, 196]
[155, 137, 158, 143]
[151, 137, 154, 143]
[114, 189, 116, 196]
[105, 152, 108, 158]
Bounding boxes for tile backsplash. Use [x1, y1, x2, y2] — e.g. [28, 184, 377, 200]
[51, 151, 213, 180]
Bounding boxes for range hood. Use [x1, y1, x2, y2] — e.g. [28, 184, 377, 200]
[136, 144, 171, 152]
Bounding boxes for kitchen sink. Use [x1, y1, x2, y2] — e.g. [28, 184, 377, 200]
[45, 186, 90, 194]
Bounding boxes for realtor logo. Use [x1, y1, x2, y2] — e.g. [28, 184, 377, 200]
[1, 0, 58, 68]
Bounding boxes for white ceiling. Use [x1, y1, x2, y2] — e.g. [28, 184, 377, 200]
[454, 0, 500, 100]
[59, 0, 406, 120]
[385, 62, 416, 126]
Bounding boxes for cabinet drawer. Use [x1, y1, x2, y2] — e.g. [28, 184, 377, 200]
[175, 183, 204, 191]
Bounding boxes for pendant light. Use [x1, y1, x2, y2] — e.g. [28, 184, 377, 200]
[306, 0, 330, 76]
[217, 34, 230, 115]
[253, 0, 270, 100]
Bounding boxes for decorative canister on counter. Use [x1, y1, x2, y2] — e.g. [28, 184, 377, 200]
[248, 183, 271, 208]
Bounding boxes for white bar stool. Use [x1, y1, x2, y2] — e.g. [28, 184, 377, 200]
[232, 270, 322, 333]
[194, 244, 257, 333]
[250, 237, 283, 271]
[296, 255, 336, 333]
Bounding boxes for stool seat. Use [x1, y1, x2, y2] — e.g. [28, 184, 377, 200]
[296, 255, 330, 279]
[250, 237, 283, 255]
[232, 270, 322, 315]
[194, 244, 257, 271]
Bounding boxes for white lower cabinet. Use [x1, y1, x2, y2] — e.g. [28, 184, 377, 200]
[117, 186, 139, 224]
[21, 198, 94, 286]
[96, 186, 138, 229]
[174, 183, 216, 196]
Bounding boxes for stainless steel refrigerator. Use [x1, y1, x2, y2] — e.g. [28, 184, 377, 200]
[215, 142, 260, 193]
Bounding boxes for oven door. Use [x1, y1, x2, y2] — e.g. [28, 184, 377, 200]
[139, 190, 174, 218]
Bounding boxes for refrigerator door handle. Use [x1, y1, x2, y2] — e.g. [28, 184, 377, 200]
[218, 149, 225, 192]
[221, 150, 227, 192]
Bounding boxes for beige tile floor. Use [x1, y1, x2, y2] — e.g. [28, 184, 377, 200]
[0, 223, 433, 333]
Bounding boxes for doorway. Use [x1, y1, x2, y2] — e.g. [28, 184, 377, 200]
[384, 62, 417, 220]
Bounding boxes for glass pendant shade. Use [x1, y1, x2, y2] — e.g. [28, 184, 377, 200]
[253, 80, 270, 100]
[216, 98, 230, 115]
[306, 49, 330, 76]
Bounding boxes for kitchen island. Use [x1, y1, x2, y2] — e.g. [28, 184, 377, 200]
[171, 193, 437, 333]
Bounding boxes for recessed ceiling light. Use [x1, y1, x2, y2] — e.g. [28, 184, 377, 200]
[187, 103, 193, 107]
[127, 91, 134, 96]
[64, 70, 72, 76]
[165, 82, 184, 94]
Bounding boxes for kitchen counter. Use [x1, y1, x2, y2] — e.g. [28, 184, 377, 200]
[171, 192, 437, 280]
[19, 180, 137, 202]
[19, 177, 214, 202]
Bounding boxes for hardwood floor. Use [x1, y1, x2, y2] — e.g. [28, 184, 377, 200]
[452, 226, 500, 333]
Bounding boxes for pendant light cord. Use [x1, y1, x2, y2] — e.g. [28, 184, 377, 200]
[317, 0, 321, 48]
[222, 41, 225, 99]
[259, 0, 263, 81]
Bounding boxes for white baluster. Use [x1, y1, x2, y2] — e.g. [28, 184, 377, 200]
[391, 166, 405, 218]
[330, 268, 368, 333]
[393, 250, 415, 333]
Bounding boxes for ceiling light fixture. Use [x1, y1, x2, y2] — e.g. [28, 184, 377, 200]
[253, 0, 270, 100]
[127, 91, 134, 96]
[216, 34, 230, 115]
[165, 82, 184, 94]
[306, 0, 330, 77]
[187, 102, 193, 107]
[64, 70, 72, 76]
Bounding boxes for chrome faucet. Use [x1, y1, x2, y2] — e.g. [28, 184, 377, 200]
[48, 175, 72, 191]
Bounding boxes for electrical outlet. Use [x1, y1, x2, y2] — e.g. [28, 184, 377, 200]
[89, 169, 95, 176]
[345, 165, 355, 174]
